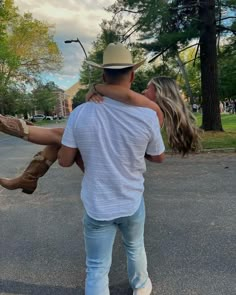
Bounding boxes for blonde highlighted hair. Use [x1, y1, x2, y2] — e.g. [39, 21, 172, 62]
[150, 77, 201, 155]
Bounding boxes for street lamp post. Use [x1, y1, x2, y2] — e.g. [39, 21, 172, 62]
[64, 38, 91, 85]
[64, 38, 88, 59]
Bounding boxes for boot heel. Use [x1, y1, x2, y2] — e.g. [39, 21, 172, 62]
[22, 188, 34, 194]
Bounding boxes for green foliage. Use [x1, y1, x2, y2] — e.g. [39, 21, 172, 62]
[15, 92, 34, 118]
[0, 1, 20, 111]
[218, 38, 236, 100]
[132, 63, 177, 93]
[131, 70, 149, 93]
[72, 88, 88, 109]
[0, 87, 17, 115]
[9, 12, 62, 76]
[179, 46, 201, 99]
[223, 0, 236, 8]
[0, 0, 6, 38]
[32, 82, 58, 115]
[109, 0, 199, 52]
[0, 0, 62, 114]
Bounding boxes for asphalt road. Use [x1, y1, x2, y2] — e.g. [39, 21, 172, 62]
[0, 129, 235, 295]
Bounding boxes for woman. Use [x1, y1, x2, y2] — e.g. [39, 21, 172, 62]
[0, 77, 200, 194]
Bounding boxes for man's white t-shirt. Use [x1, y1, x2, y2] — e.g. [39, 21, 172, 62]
[62, 97, 165, 220]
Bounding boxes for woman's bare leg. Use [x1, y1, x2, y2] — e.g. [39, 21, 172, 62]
[0, 116, 84, 194]
[28, 126, 64, 146]
[0, 115, 64, 146]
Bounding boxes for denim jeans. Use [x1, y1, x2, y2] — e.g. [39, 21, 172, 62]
[83, 197, 149, 295]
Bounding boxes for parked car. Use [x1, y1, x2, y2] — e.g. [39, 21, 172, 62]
[30, 114, 54, 122]
[30, 114, 45, 122]
[45, 115, 53, 120]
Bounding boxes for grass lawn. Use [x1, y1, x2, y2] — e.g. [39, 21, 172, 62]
[195, 114, 236, 150]
[162, 114, 236, 151]
[35, 119, 66, 126]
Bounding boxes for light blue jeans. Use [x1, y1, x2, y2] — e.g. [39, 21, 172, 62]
[83, 197, 149, 295]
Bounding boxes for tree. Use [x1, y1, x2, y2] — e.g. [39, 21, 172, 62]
[9, 11, 62, 80]
[72, 89, 87, 109]
[32, 82, 58, 115]
[107, 0, 236, 131]
[0, 0, 62, 114]
[15, 92, 34, 119]
[0, 0, 19, 113]
[199, 0, 221, 130]
[218, 37, 236, 100]
[132, 63, 177, 93]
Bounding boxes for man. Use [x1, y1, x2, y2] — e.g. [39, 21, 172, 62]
[58, 43, 165, 295]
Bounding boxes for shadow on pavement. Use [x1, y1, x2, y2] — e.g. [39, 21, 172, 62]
[110, 281, 133, 294]
[0, 279, 133, 295]
[0, 279, 81, 295]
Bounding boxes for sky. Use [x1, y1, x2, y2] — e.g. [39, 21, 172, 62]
[15, 0, 115, 90]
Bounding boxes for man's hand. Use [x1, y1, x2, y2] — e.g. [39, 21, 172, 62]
[58, 145, 78, 167]
[75, 151, 84, 172]
[145, 153, 165, 163]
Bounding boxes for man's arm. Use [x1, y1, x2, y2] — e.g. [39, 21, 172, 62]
[58, 109, 79, 168]
[58, 145, 78, 167]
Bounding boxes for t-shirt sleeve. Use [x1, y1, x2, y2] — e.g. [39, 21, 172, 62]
[61, 110, 77, 148]
[146, 115, 165, 156]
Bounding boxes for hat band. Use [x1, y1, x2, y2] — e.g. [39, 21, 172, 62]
[103, 63, 134, 67]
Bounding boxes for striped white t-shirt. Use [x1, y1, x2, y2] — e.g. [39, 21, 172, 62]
[62, 97, 165, 220]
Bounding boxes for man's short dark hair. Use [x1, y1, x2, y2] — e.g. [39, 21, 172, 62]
[103, 67, 133, 83]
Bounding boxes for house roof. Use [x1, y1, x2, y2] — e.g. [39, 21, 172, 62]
[65, 81, 86, 98]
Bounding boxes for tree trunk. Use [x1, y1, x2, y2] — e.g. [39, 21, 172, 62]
[199, 0, 223, 131]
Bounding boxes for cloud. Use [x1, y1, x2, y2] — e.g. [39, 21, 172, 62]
[15, 0, 114, 45]
[15, 0, 115, 88]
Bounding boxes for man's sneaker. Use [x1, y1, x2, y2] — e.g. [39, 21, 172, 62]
[133, 278, 152, 295]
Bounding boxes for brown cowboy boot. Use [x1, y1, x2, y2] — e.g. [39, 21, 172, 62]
[0, 115, 33, 140]
[0, 147, 58, 194]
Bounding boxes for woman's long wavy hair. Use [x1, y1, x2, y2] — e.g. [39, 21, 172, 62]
[150, 76, 201, 155]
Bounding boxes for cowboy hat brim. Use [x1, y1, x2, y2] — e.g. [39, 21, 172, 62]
[85, 59, 145, 71]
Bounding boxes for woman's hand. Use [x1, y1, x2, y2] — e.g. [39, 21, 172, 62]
[86, 85, 104, 103]
[86, 93, 104, 103]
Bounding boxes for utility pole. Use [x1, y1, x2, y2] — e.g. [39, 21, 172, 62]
[64, 38, 91, 85]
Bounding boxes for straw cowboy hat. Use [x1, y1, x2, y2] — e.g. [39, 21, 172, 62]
[85, 42, 145, 70]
